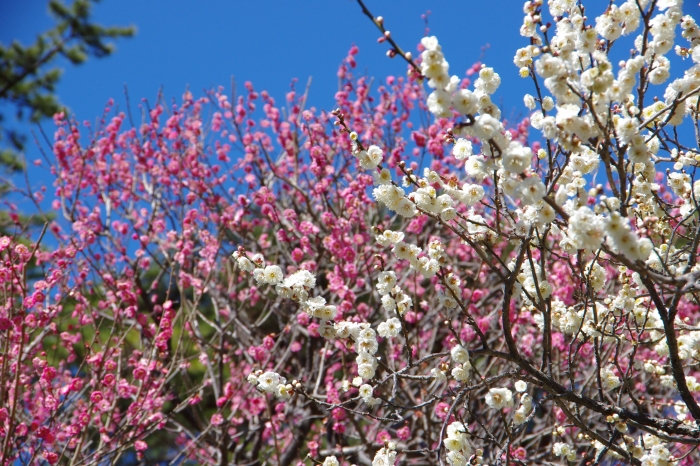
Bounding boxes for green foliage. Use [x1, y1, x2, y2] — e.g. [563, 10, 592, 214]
[0, 0, 134, 127]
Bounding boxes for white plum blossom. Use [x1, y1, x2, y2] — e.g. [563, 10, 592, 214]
[249, 370, 292, 401]
[232, 251, 255, 271]
[567, 206, 606, 251]
[450, 344, 470, 364]
[260, 265, 283, 285]
[372, 444, 398, 466]
[377, 317, 401, 338]
[601, 366, 621, 391]
[502, 142, 533, 174]
[256, 371, 280, 393]
[553, 442, 577, 462]
[485, 387, 514, 410]
[445, 421, 473, 465]
[452, 89, 479, 115]
[236, 2, 700, 461]
[453, 138, 473, 160]
[461, 183, 485, 206]
[451, 364, 470, 382]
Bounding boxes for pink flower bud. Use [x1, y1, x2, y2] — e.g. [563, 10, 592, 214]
[134, 440, 148, 451]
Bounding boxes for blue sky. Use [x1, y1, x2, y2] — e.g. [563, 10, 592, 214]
[2, 0, 700, 220]
[1, 0, 530, 131]
[0, 0, 530, 222]
[4, 0, 700, 145]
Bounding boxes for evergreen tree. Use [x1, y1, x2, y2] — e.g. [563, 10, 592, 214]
[0, 0, 133, 233]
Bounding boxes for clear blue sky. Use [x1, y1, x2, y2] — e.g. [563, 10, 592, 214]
[6, 0, 700, 148]
[5, 0, 700, 141]
[1, 0, 534, 129]
[2, 0, 700, 217]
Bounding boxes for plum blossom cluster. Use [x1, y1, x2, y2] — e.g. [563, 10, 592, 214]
[589, 433, 675, 465]
[247, 370, 295, 400]
[371, 260, 413, 316]
[512, 381, 533, 426]
[5, 0, 700, 464]
[553, 441, 578, 463]
[236, 247, 390, 383]
[443, 421, 477, 466]
[372, 442, 398, 466]
[346, 323, 380, 380]
[234, 249, 339, 326]
[347, 0, 700, 462]
[449, 344, 471, 382]
[357, 382, 379, 406]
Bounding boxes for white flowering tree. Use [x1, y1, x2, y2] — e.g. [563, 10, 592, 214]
[238, 0, 700, 464]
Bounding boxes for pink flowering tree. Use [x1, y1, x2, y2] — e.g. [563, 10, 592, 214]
[4, 0, 700, 465]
